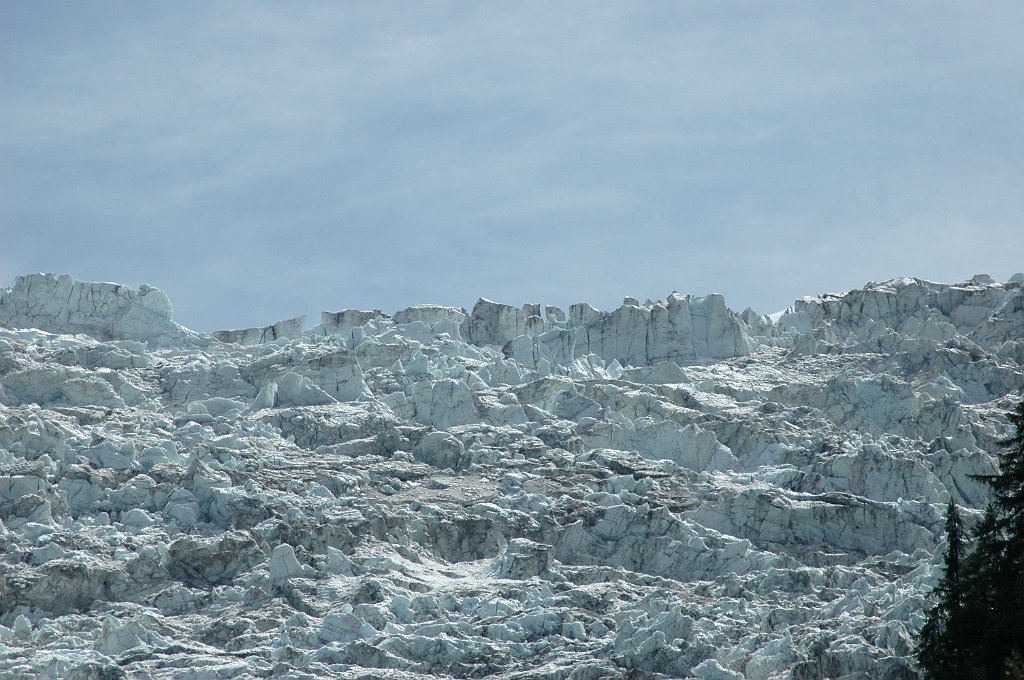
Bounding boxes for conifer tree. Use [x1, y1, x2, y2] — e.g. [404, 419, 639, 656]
[959, 505, 1004, 677]
[941, 499, 964, 613]
[971, 401, 1024, 675]
[977, 400, 1024, 548]
[918, 399, 1024, 678]
[917, 500, 967, 679]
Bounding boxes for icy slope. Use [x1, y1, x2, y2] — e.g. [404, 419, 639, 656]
[0, 272, 1021, 679]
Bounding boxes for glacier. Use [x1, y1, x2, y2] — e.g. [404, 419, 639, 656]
[0, 271, 1021, 679]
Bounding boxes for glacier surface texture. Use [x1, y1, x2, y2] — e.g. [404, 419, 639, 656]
[0, 272, 1022, 679]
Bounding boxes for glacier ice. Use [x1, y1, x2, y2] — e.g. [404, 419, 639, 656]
[0, 271, 1021, 679]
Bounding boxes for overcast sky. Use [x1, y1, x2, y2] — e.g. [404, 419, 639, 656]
[2, 2, 1022, 332]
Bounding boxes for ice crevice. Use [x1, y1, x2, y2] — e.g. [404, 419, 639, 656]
[0, 272, 1021, 678]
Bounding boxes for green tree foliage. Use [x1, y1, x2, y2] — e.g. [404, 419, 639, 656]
[917, 400, 1024, 679]
[994, 401, 1024, 546]
[917, 500, 967, 678]
[941, 499, 965, 613]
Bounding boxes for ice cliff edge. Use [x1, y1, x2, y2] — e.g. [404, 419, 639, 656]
[0, 273, 196, 345]
[4, 271, 1021, 367]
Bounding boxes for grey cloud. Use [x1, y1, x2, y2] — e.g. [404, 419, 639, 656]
[2, 1, 1023, 330]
